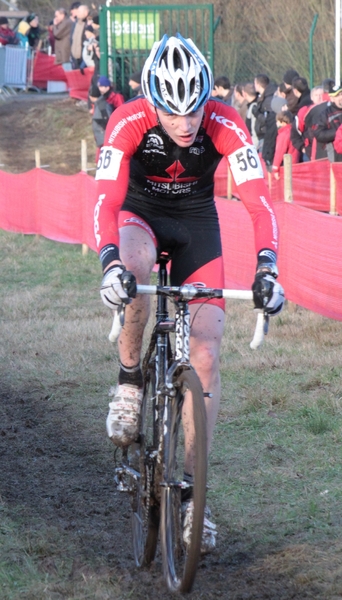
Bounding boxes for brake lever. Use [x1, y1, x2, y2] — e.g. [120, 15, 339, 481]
[108, 303, 126, 343]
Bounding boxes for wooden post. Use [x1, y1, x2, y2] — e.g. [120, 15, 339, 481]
[283, 154, 293, 202]
[227, 164, 232, 200]
[35, 149, 40, 168]
[81, 139, 89, 256]
[81, 139, 87, 173]
[330, 164, 337, 215]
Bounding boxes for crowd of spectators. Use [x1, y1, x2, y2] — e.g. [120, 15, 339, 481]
[213, 69, 342, 175]
[2, 11, 342, 169]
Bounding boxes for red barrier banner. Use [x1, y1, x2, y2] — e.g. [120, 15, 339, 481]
[2, 169, 342, 320]
[271, 158, 331, 212]
[331, 163, 342, 215]
[64, 68, 94, 101]
[32, 52, 94, 101]
[0, 169, 97, 250]
[32, 52, 67, 88]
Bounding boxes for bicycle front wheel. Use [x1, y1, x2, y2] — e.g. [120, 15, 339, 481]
[160, 369, 207, 593]
[131, 370, 159, 567]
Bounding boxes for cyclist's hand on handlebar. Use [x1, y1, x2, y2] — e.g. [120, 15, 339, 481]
[252, 269, 284, 316]
[100, 265, 136, 309]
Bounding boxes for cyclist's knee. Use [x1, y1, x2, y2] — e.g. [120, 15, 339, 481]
[190, 341, 220, 375]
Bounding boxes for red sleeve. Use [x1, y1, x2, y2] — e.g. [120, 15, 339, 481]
[205, 100, 279, 256]
[296, 105, 310, 134]
[334, 124, 342, 153]
[106, 91, 125, 109]
[94, 98, 154, 252]
[272, 127, 289, 170]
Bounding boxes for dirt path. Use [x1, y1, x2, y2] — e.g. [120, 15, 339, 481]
[0, 382, 322, 599]
[0, 92, 96, 175]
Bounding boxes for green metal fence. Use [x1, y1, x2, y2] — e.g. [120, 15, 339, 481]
[99, 4, 214, 99]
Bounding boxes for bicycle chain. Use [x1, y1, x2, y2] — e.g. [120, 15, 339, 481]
[144, 463, 151, 527]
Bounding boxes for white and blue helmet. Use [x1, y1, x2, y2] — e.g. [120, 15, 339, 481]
[141, 33, 213, 116]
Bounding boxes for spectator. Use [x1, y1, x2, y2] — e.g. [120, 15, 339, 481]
[26, 14, 41, 50]
[282, 68, 300, 113]
[80, 24, 96, 71]
[211, 75, 232, 104]
[271, 95, 287, 114]
[314, 82, 342, 162]
[91, 13, 100, 34]
[291, 85, 326, 161]
[322, 77, 335, 101]
[0, 16, 18, 45]
[310, 85, 323, 105]
[128, 70, 142, 97]
[272, 110, 299, 179]
[70, 1, 81, 23]
[70, 4, 89, 69]
[252, 73, 278, 169]
[291, 76, 312, 115]
[87, 39, 101, 110]
[242, 82, 258, 147]
[232, 83, 247, 121]
[53, 8, 72, 67]
[16, 21, 30, 48]
[92, 75, 125, 159]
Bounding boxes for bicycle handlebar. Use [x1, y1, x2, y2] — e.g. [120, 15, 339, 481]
[108, 284, 268, 349]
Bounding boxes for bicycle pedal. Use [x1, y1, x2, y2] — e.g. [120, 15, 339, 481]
[114, 468, 132, 492]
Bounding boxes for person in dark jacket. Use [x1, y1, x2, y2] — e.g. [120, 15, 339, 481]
[290, 77, 312, 116]
[26, 14, 41, 50]
[92, 76, 125, 160]
[314, 82, 342, 162]
[0, 16, 18, 45]
[282, 68, 300, 113]
[252, 73, 278, 169]
[291, 86, 328, 161]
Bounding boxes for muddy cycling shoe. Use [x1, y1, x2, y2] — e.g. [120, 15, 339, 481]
[182, 499, 217, 555]
[106, 384, 143, 446]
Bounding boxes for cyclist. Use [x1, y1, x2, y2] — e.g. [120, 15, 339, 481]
[95, 33, 284, 554]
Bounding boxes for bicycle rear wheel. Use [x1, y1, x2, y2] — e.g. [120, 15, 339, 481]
[160, 369, 207, 593]
[131, 370, 159, 566]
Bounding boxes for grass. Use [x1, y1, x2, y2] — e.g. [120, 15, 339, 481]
[1, 230, 342, 598]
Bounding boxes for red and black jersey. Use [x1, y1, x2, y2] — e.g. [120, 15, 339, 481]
[95, 96, 279, 261]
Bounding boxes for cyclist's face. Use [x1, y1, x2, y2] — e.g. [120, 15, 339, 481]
[156, 107, 204, 147]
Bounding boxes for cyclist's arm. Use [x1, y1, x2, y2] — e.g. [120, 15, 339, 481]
[208, 103, 279, 256]
[94, 103, 144, 272]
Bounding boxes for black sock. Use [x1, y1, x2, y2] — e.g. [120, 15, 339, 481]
[118, 362, 143, 387]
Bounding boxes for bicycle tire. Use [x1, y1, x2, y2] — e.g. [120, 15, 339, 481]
[131, 370, 159, 567]
[160, 369, 207, 593]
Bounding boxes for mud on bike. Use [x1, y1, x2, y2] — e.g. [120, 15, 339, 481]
[108, 253, 268, 593]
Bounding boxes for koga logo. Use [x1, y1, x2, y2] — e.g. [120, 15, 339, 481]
[175, 312, 190, 361]
[146, 134, 164, 150]
[94, 194, 106, 246]
[189, 146, 205, 155]
[210, 111, 248, 145]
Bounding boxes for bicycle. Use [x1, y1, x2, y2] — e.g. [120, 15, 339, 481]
[109, 253, 268, 593]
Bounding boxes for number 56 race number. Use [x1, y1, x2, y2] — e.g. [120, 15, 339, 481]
[228, 144, 264, 185]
